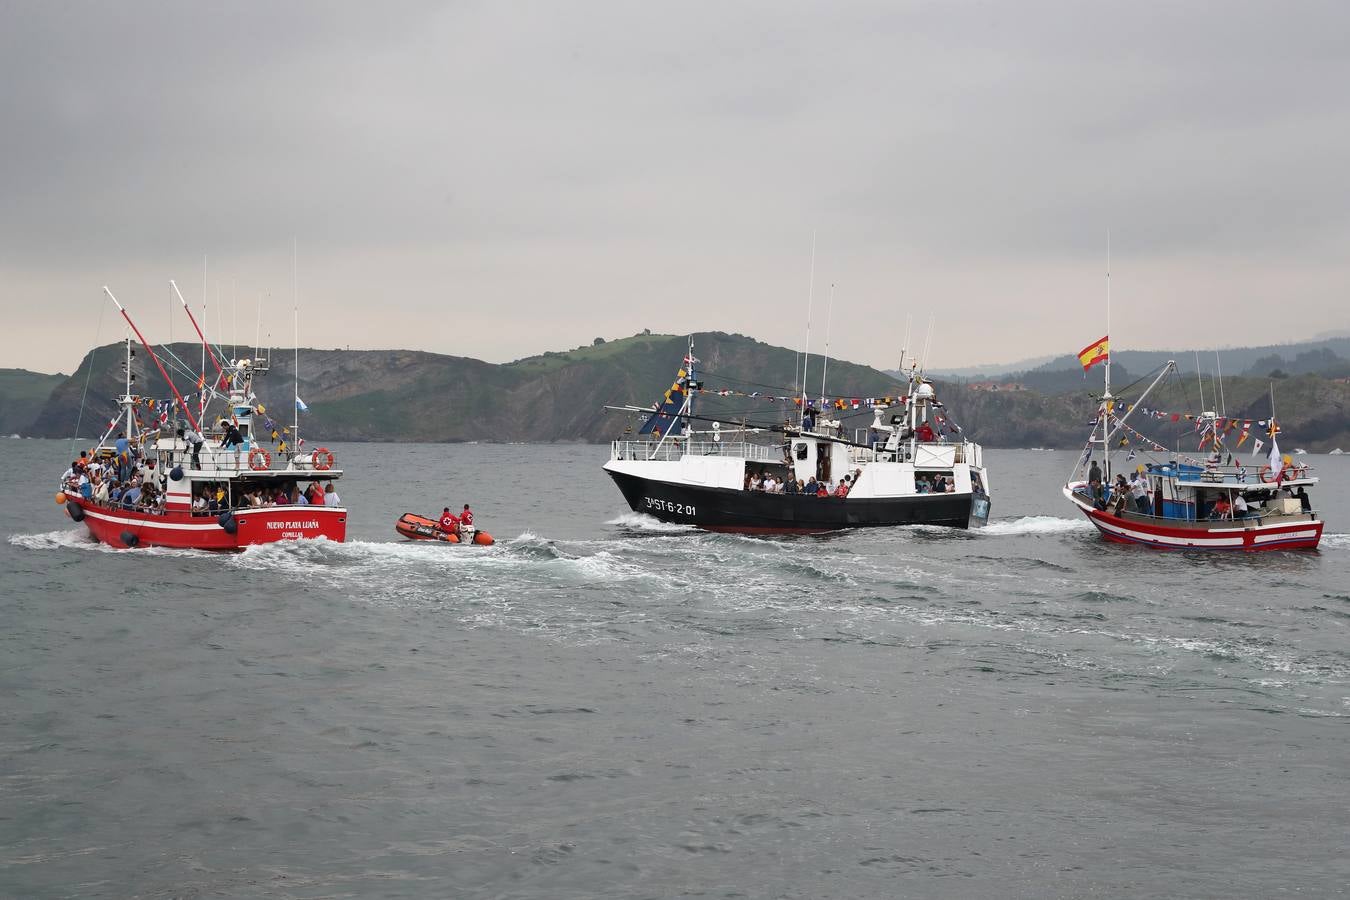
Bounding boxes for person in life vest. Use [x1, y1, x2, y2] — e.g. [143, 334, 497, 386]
[460, 504, 473, 527]
[439, 506, 459, 533]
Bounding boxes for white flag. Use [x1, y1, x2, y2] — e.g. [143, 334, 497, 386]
[1268, 436, 1282, 481]
[1252, 438, 1264, 460]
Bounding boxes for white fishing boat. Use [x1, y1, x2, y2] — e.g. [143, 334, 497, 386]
[604, 340, 991, 533]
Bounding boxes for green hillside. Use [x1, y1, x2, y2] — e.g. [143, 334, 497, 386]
[0, 368, 65, 435]
[29, 333, 905, 444]
[30, 334, 1350, 450]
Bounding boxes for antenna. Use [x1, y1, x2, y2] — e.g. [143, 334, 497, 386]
[1105, 229, 1112, 399]
[201, 255, 208, 412]
[799, 232, 817, 423]
[920, 314, 935, 372]
[795, 232, 816, 405]
[1215, 350, 1226, 418]
[1194, 349, 1205, 411]
[216, 282, 223, 362]
[293, 239, 300, 453]
[819, 283, 835, 402]
[900, 313, 912, 373]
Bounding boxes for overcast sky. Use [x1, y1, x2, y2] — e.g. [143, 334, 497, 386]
[3, 1, 1348, 376]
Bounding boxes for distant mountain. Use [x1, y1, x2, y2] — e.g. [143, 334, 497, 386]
[1022, 337, 1350, 380]
[29, 332, 904, 444]
[923, 336, 1350, 383]
[28, 332, 1350, 450]
[921, 353, 1062, 380]
[0, 368, 65, 435]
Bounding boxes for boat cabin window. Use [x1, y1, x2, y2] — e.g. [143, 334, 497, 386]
[744, 461, 793, 491]
[916, 471, 955, 494]
[794, 442, 810, 460]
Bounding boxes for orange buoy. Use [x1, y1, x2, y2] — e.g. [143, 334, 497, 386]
[55, 492, 67, 504]
[313, 447, 335, 471]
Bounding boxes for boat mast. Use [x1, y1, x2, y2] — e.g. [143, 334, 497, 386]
[293, 239, 300, 454]
[124, 335, 135, 441]
[800, 239, 816, 427]
[201, 255, 208, 407]
[1101, 234, 1113, 482]
[795, 232, 816, 416]
[686, 334, 695, 436]
[819, 283, 835, 403]
[103, 288, 202, 433]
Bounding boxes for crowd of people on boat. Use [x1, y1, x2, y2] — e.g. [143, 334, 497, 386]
[1085, 460, 1312, 520]
[740, 466, 962, 498]
[188, 480, 340, 515]
[61, 445, 166, 513]
[61, 446, 342, 516]
[743, 468, 865, 497]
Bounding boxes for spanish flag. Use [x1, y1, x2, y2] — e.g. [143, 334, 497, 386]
[1077, 335, 1109, 372]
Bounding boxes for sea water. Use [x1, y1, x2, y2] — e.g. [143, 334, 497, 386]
[2, 441, 1348, 898]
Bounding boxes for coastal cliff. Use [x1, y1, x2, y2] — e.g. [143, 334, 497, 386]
[15, 333, 1350, 450]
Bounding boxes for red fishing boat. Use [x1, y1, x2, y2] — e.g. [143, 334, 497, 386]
[1063, 344, 1322, 552]
[57, 285, 347, 550]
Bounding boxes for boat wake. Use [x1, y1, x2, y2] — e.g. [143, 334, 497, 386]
[981, 516, 1094, 536]
[8, 528, 213, 557]
[9, 529, 99, 551]
[606, 511, 699, 533]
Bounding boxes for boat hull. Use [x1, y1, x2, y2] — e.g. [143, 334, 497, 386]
[607, 470, 988, 533]
[65, 494, 346, 550]
[1063, 488, 1322, 551]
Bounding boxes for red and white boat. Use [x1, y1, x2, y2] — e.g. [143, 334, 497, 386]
[1063, 355, 1323, 552]
[57, 286, 347, 550]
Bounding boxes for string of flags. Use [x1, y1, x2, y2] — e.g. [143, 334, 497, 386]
[101, 396, 301, 452]
[1105, 413, 1279, 469]
[695, 387, 911, 410]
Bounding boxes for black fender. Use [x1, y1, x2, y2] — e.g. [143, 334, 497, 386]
[218, 511, 237, 534]
[120, 530, 139, 548]
[67, 502, 85, 522]
[169, 466, 184, 481]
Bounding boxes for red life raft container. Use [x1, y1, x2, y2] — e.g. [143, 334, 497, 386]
[395, 512, 494, 545]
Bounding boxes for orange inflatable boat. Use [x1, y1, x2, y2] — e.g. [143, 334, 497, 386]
[395, 513, 495, 545]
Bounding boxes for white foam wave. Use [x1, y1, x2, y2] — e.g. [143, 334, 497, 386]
[7, 529, 216, 557]
[981, 516, 1094, 536]
[8, 529, 100, 551]
[1320, 533, 1350, 550]
[606, 511, 698, 533]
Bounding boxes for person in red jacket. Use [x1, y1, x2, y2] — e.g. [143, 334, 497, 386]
[915, 421, 936, 442]
[438, 507, 459, 533]
[460, 504, 473, 527]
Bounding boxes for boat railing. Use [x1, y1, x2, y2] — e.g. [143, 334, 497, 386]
[610, 439, 784, 463]
[1152, 461, 1314, 485]
[1072, 485, 1317, 524]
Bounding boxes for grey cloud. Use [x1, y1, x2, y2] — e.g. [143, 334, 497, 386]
[2, 1, 1348, 375]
